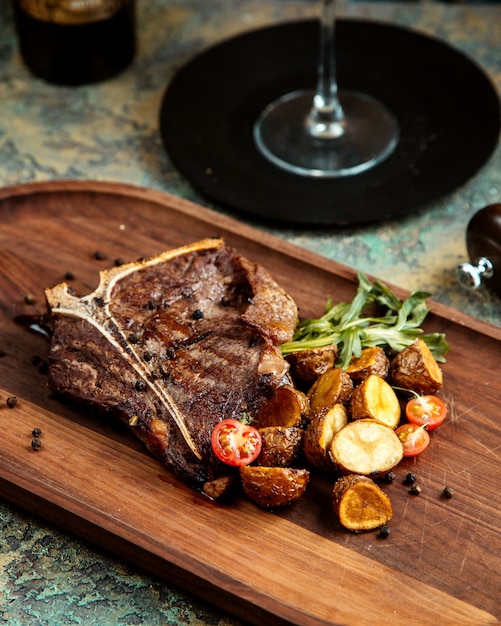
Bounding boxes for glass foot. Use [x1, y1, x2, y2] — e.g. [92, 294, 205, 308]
[254, 89, 399, 178]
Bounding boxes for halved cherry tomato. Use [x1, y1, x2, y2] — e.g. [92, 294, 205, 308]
[406, 395, 447, 431]
[211, 418, 262, 467]
[395, 423, 430, 457]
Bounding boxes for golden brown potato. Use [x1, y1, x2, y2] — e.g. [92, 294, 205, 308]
[240, 466, 310, 508]
[350, 374, 401, 429]
[346, 346, 390, 384]
[390, 338, 443, 395]
[202, 475, 235, 500]
[303, 404, 348, 472]
[307, 367, 353, 418]
[285, 344, 338, 389]
[330, 419, 403, 475]
[332, 474, 393, 531]
[255, 384, 309, 429]
[256, 426, 303, 467]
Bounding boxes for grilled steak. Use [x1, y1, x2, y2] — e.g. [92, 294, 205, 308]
[45, 238, 298, 488]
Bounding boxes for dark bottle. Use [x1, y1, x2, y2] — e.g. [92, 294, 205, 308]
[457, 204, 501, 298]
[12, 0, 136, 86]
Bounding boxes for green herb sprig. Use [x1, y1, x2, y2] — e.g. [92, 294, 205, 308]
[281, 272, 449, 369]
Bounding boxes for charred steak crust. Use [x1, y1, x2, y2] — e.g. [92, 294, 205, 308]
[45, 238, 298, 487]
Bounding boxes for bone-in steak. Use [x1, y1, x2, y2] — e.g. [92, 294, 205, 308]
[45, 238, 298, 488]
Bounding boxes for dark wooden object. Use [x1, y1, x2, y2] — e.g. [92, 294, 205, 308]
[1, 181, 500, 626]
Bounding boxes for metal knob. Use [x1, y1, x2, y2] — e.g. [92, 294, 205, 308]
[456, 256, 494, 291]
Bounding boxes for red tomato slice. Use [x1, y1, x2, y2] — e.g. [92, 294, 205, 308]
[395, 423, 430, 457]
[406, 395, 447, 431]
[211, 418, 262, 467]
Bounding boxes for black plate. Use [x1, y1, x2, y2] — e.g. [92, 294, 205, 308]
[159, 19, 501, 226]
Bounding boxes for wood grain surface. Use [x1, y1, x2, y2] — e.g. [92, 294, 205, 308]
[0, 181, 500, 626]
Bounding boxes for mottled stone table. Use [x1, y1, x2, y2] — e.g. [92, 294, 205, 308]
[0, 1, 500, 624]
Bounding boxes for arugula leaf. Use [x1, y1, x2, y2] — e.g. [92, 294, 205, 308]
[281, 272, 449, 369]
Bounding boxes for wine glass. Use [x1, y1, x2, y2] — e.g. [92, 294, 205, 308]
[253, 0, 399, 178]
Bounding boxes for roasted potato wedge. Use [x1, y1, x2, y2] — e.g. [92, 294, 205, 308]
[285, 344, 338, 389]
[346, 346, 390, 384]
[255, 384, 309, 429]
[332, 474, 393, 531]
[350, 374, 401, 429]
[303, 403, 348, 472]
[202, 475, 235, 501]
[330, 419, 403, 475]
[240, 466, 310, 508]
[390, 338, 443, 395]
[307, 367, 353, 418]
[256, 426, 303, 467]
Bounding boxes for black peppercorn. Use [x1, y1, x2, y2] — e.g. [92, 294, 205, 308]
[93, 250, 106, 260]
[379, 525, 391, 538]
[192, 309, 204, 320]
[32, 428, 42, 438]
[409, 484, 422, 495]
[384, 471, 395, 484]
[31, 438, 42, 451]
[135, 380, 146, 391]
[6, 396, 17, 408]
[114, 258, 125, 267]
[64, 271, 75, 281]
[442, 486, 454, 499]
[143, 352, 152, 362]
[403, 472, 416, 485]
[24, 293, 36, 305]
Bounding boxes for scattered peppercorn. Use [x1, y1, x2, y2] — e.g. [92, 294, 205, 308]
[6, 396, 17, 408]
[32, 428, 42, 438]
[442, 486, 454, 499]
[64, 271, 75, 281]
[409, 484, 422, 495]
[31, 438, 42, 451]
[403, 472, 416, 485]
[135, 380, 146, 391]
[93, 250, 106, 260]
[129, 333, 140, 344]
[379, 525, 391, 538]
[24, 293, 36, 305]
[143, 352, 152, 362]
[220, 296, 230, 307]
[114, 258, 125, 267]
[192, 309, 204, 320]
[384, 471, 396, 484]
[147, 300, 157, 310]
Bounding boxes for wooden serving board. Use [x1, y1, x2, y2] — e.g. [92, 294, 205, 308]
[1, 180, 500, 626]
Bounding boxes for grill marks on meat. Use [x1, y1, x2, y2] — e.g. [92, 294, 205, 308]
[45, 238, 298, 487]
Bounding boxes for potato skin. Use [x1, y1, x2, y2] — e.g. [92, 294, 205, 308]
[240, 466, 310, 508]
[390, 338, 443, 395]
[346, 346, 390, 384]
[257, 426, 303, 467]
[286, 344, 338, 389]
[307, 367, 353, 418]
[303, 404, 348, 472]
[256, 384, 309, 429]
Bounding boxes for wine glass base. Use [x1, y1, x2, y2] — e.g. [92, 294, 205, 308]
[254, 89, 399, 178]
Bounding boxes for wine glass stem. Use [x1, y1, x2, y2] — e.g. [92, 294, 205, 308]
[308, 0, 345, 139]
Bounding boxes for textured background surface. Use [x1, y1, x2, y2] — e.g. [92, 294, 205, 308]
[1, 0, 500, 624]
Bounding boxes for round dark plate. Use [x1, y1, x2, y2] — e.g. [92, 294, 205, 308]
[159, 19, 501, 226]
